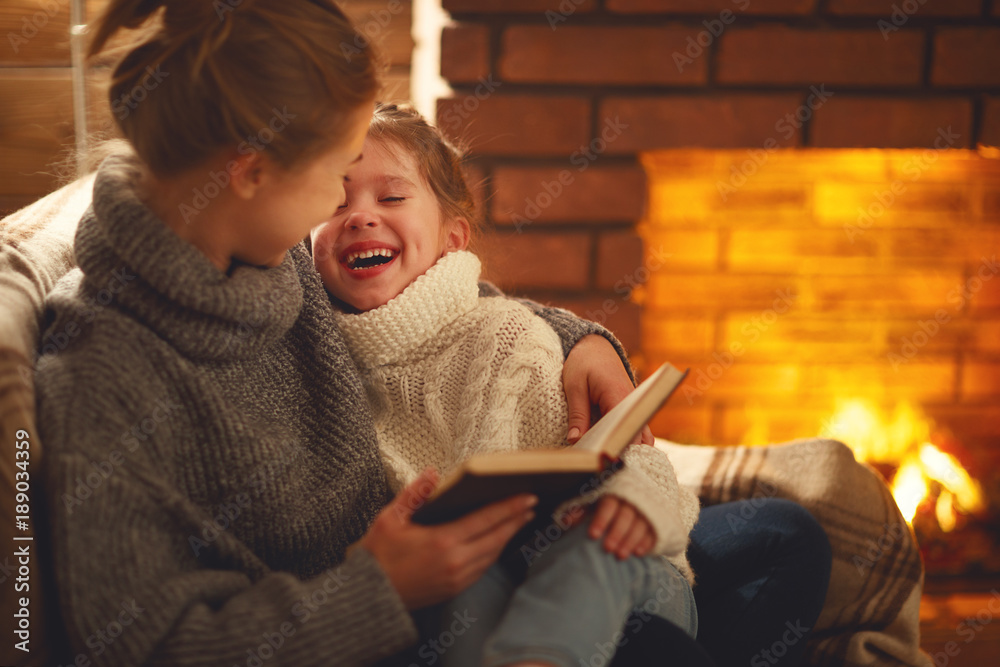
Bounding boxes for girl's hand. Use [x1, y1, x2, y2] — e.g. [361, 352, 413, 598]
[356, 468, 537, 610]
[562, 334, 654, 446]
[588, 495, 656, 560]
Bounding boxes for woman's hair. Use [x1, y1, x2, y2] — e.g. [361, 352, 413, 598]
[367, 103, 481, 241]
[88, 0, 382, 176]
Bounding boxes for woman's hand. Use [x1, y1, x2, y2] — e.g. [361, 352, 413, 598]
[356, 469, 537, 610]
[562, 334, 654, 446]
[588, 495, 656, 560]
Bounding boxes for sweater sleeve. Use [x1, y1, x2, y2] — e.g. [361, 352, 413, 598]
[38, 362, 416, 666]
[589, 444, 701, 558]
[478, 280, 635, 385]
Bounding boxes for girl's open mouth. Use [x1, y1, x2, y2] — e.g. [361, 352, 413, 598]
[340, 247, 398, 273]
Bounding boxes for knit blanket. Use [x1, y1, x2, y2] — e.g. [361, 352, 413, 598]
[0, 175, 94, 667]
[657, 437, 932, 667]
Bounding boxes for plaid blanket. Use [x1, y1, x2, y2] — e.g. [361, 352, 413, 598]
[657, 437, 932, 667]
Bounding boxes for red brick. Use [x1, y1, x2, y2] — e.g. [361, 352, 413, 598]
[932, 29, 1000, 88]
[499, 26, 706, 85]
[983, 97, 1000, 149]
[717, 28, 924, 86]
[720, 402, 840, 446]
[443, 0, 596, 12]
[728, 229, 880, 274]
[478, 230, 590, 290]
[646, 272, 964, 315]
[640, 230, 718, 270]
[491, 166, 645, 225]
[987, 185, 1000, 220]
[600, 95, 804, 151]
[826, 0, 981, 15]
[436, 95, 590, 157]
[811, 97, 972, 148]
[643, 315, 715, 356]
[969, 257, 1000, 311]
[887, 227, 1000, 264]
[969, 318, 1000, 354]
[607, 0, 815, 13]
[557, 297, 641, 352]
[648, 404, 713, 445]
[595, 232, 644, 291]
[961, 362, 1000, 399]
[441, 23, 490, 83]
[720, 314, 886, 361]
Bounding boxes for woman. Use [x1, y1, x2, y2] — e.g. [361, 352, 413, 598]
[33, 1, 681, 665]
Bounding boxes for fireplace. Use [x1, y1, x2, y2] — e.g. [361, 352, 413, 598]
[436, 0, 1000, 656]
[639, 145, 1000, 578]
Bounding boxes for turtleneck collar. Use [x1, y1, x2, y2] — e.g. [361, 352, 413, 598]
[334, 250, 481, 367]
[75, 153, 305, 362]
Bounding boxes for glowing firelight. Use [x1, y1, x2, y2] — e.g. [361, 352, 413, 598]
[918, 443, 985, 516]
[822, 400, 984, 532]
[935, 491, 957, 533]
[891, 457, 928, 524]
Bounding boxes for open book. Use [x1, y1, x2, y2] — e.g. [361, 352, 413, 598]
[412, 363, 689, 525]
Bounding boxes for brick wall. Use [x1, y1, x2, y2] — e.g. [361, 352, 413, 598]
[437, 0, 1000, 449]
[641, 148, 1000, 451]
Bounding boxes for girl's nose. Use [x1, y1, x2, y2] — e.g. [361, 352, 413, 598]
[346, 210, 379, 230]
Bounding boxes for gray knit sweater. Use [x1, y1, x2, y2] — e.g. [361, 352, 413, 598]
[36, 154, 630, 667]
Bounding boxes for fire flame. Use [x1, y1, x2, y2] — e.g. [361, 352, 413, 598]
[821, 399, 983, 532]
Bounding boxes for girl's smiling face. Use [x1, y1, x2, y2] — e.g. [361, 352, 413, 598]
[311, 137, 468, 312]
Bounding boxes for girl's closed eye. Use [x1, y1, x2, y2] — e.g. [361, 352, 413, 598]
[381, 196, 406, 203]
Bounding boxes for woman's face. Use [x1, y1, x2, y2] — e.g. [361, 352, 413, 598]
[236, 103, 373, 269]
[311, 137, 467, 312]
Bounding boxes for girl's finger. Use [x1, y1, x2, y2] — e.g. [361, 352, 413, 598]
[589, 496, 620, 539]
[617, 519, 651, 560]
[602, 503, 636, 554]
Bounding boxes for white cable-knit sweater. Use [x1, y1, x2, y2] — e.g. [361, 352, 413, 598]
[334, 251, 699, 579]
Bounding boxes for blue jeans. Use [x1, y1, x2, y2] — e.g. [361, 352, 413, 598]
[415, 521, 697, 667]
[688, 498, 832, 667]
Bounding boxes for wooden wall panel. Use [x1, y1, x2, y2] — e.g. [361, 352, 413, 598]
[0, 70, 74, 214]
[0, 0, 414, 216]
[0, 0, 73, 67]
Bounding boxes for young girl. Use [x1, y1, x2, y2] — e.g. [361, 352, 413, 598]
[311, 104, 701, 667]
[35, 3, 648, 665]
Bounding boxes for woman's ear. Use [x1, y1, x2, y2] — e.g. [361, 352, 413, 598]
[228, 151, 266, 200]
[444, 217, 471, 253]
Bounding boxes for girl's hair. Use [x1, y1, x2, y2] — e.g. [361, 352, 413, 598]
[368, 103, 481, 241]
[88, 0, 382, 176]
